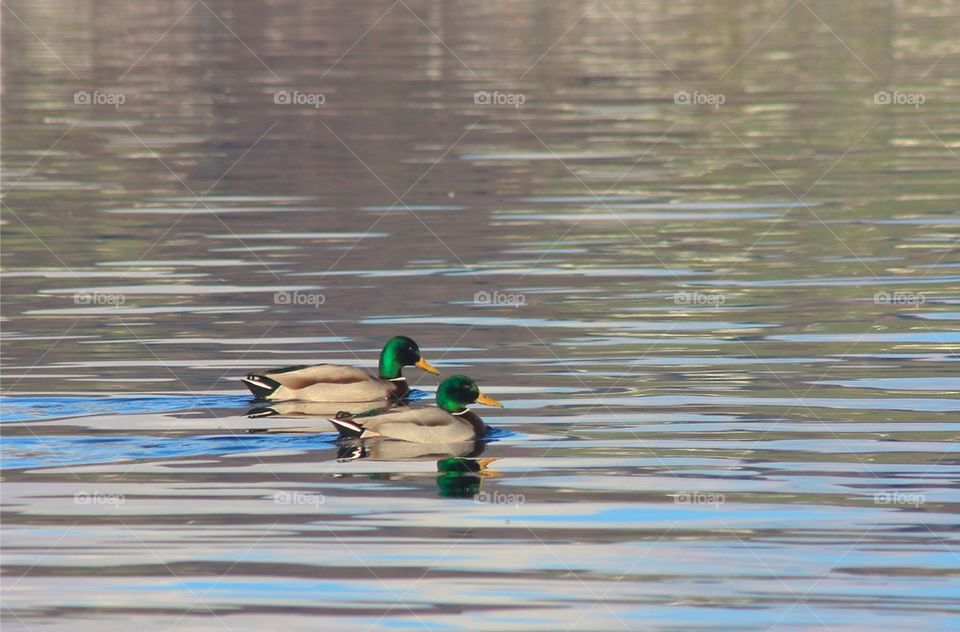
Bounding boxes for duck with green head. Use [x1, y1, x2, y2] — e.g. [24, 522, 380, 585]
[328, 374, 503, 443]
[241, 335, 439, 402]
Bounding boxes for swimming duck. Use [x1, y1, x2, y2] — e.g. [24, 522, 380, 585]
[241, 335, 438, 402]
[328, 374, 502, 443]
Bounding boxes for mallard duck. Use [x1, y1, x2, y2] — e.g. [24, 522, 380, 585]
[241, 336, 438, 402]
[328, 374, 502, 443]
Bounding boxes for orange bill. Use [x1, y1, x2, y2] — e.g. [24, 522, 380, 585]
[475, 392, 504, 408]
[415, 357, 440, 375]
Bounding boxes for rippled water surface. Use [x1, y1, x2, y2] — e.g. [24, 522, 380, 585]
[2, 0, 959, 630]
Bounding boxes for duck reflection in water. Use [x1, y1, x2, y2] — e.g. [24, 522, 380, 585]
[336, 444, 498, 498]
[247, 377, 503, 498]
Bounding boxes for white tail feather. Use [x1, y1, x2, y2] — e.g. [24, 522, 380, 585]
[242, 377, 273, 390]
[328, 417, 364, 437]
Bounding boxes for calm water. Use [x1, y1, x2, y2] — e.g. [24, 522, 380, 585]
[2, 0, 959, 629]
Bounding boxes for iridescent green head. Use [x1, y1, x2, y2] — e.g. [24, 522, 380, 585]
[378, 336, 439, 380]
[435, 374, 503, 413]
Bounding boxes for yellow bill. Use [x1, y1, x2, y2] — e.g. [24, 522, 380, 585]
[415, 357, 440, 375]
[475, 392, 504, 408]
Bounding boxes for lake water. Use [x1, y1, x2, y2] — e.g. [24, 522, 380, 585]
[2, 0, 959, 630]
